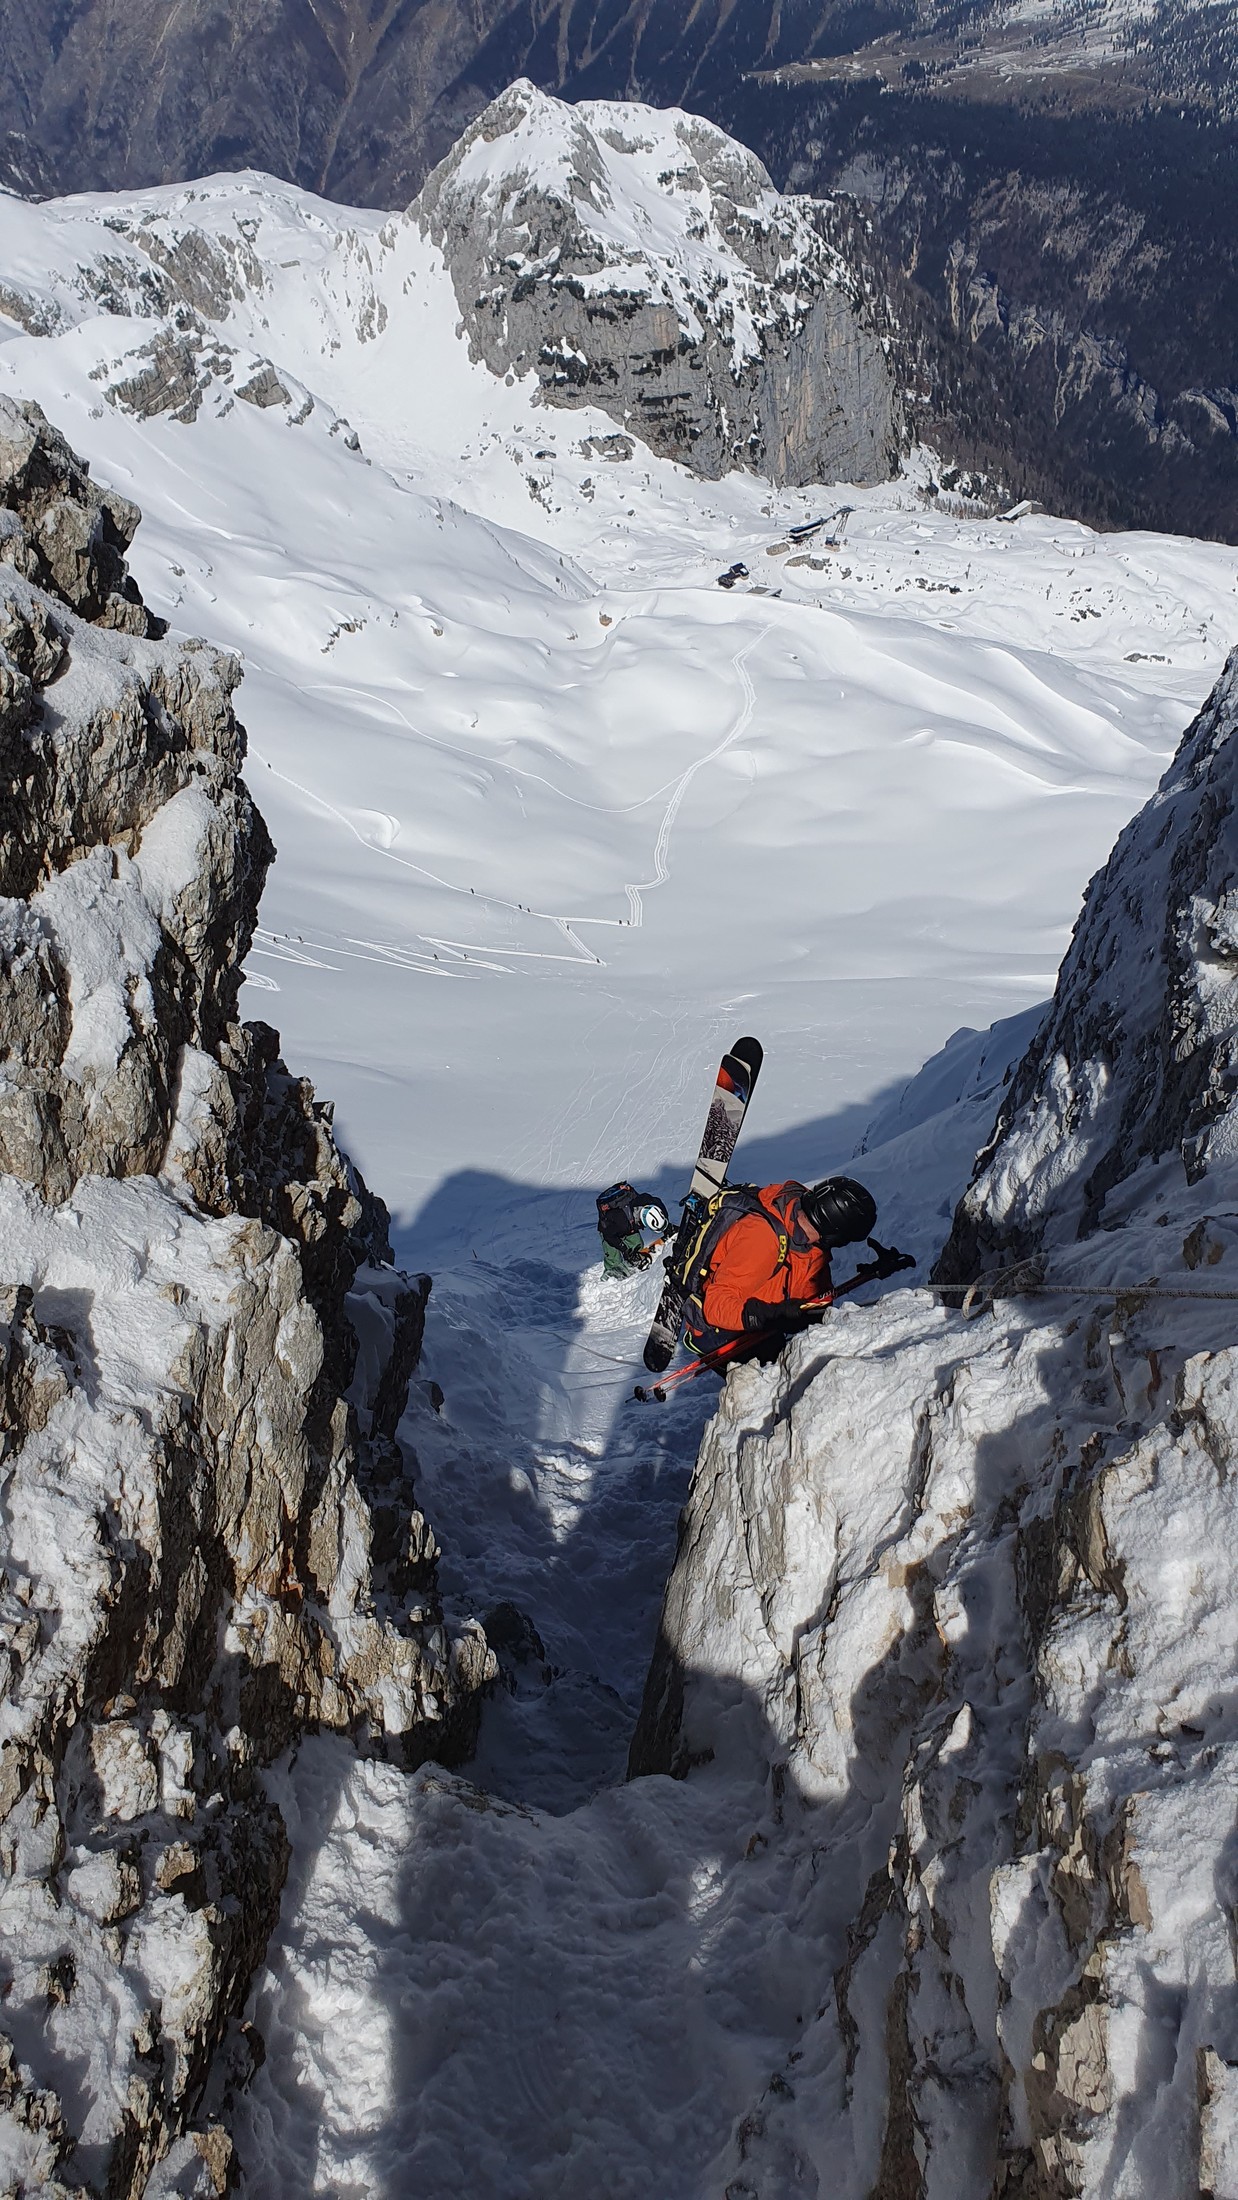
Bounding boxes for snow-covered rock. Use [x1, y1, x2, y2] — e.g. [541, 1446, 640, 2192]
[938, 645, 1238, 1277]
[631, 649, 1238, 2195]
[0, 396, 492, 2196]
[416, 80, 901, 485]
[0, 176, 385, 448]
[0, 87, 900, 492]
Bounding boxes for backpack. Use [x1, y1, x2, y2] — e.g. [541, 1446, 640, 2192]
[677, 1183, 789, 1342]
[596, 1181, 637, 1235]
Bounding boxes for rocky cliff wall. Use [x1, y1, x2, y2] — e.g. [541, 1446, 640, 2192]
[937, 648, 1238, 1282]
[631, 650, 1238, 2196]
[0, 396, 492, 2198]
[414, 82, 902, 487]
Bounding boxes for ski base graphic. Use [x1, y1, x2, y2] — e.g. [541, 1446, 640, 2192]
[642, 1036, 762, 1373]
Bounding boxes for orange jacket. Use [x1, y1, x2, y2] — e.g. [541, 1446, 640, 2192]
[699, 1182, 832, 1335]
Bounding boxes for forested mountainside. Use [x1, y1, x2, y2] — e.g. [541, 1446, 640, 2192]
[1, 0, 1236, 538]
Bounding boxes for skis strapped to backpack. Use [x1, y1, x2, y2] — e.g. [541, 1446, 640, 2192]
[641, 1036, 763, 1374]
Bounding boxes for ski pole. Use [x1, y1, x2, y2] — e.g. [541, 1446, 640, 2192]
[632, 1243, 916, 1403]
[634, 1319, 802, 1402]
[633, 1299, 843, 1403]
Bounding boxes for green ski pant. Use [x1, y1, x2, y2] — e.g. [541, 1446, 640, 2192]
[602, 1232, 643, 1278]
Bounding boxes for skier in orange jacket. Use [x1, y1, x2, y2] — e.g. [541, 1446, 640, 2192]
[688, 1176, 880, 1356]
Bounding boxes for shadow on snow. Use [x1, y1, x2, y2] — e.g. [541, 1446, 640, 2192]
[239, 1069, 1092, 2197]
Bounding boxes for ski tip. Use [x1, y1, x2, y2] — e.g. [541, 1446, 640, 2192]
[730, 1036, 763, 1067]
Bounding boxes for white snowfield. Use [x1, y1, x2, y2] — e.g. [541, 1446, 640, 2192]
[0, 132, 1235, 1220]
[2, 84, 1238, 2197]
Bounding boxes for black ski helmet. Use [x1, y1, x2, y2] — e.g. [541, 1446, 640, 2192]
[801, 1176, 877, 1248]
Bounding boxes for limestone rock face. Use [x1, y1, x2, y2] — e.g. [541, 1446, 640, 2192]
[0, 396, 493, 2196]
[632, 1271, 1238, 2194]
[0, 105, 899, 495]
[0, 399, 157, 636]
[414, 81, 902, 487]
[936, 647, 1238, 1279]
[632, 650, 1238, 2194]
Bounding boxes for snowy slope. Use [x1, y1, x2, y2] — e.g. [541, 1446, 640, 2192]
[2, 98, 1238, 2195]
[1, 149, 1235, 1236]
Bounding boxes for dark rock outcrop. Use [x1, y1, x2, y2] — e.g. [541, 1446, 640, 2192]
[0, 395, 493, 2195]
[936, 648, 1238, 1281]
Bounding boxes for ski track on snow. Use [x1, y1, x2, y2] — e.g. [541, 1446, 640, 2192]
[623, 628, 767, 928]
[250, 750, 603, 967]
[253, 641, 769, 978]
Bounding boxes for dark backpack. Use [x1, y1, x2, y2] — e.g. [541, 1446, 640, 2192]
[678, 1183, 788, 1337]
[596, 1181, 637, 1241]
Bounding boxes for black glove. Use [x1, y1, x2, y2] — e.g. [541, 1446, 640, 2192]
[630, 1246, 653, 1271]
[742, 1298, 826, 1336]
[742, 1297, 787, 1333]
[851, 1238, 916, 1286]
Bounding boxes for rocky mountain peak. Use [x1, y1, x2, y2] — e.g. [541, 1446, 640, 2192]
[413, 80, 902, 485]
[446, 76, 775, 210]
[0, 89, 902, 495]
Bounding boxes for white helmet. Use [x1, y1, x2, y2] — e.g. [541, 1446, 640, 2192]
[637, 1199, 668, 1232]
